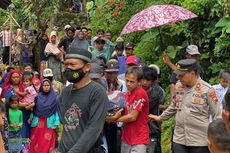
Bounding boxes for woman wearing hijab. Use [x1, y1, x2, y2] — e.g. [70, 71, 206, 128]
[0, 69, 24, 101]
[45, 32, 63, 82]
[0, 69, 33, 140]
[29, 79, 60, 153]
[70, 30, 89, 51]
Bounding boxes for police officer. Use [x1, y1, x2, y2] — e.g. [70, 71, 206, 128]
[149, 59, 220, 153]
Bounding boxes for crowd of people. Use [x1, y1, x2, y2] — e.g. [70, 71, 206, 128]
[0, 23, 229, 153]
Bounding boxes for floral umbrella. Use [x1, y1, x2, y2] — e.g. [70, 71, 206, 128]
[121, 4, 197, 35]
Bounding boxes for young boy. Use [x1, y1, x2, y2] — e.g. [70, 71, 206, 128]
[207, 119, 230, 153]
[141, 66, 162, 153]
[107, 66, 149, 153]
[111, 43, 124, 60]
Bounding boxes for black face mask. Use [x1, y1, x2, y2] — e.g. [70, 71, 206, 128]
[64, 68, 85, 83]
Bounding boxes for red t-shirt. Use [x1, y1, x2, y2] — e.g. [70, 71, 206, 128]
[121, 87, 149, 145]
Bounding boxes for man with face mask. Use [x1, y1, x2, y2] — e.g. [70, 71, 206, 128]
[56, 47, 108, 153]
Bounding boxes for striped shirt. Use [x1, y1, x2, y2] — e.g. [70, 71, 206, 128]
[0, 30, 12, 47]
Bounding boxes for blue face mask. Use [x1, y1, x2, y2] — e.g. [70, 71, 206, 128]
[64, 67, 85, 83]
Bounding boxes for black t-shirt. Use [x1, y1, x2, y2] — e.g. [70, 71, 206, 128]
[170, 62, 204, 84]
[58, 37, 74, 53]
[57, 81, 108, 153]
[148, 85, 161, 135]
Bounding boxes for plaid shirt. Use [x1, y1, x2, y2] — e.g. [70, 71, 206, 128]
[0, 30, 12, 47]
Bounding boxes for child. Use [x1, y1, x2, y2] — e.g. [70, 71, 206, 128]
[141, 66, 162, 153]
[107, 66, 149, 153]
[213, 69, 230, 112]
[19, 74, 37, 110]
[207, 119, 230, 153]
[0, 102, 8, 151]
[29, 79, 60, 153]
[6, 95, 23, 153]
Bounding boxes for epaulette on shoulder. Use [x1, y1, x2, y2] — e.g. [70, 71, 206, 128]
[200, 80, 212, 89]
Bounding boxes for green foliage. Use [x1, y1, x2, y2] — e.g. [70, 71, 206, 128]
[89, 0, 230, 152]
[0, 0, 87, 31]
[161, 118, 174, 153]
[0, 9, 8, 28]
[52, 12, 88, 28]
[0, 0, 229, 151]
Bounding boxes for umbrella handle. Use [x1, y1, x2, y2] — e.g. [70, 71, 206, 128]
[158, 27, 164, 51]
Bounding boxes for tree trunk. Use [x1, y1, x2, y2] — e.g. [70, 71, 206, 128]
[82, 0, 86, 13]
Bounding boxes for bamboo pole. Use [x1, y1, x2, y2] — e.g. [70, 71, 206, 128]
[9, 11, 12, 65]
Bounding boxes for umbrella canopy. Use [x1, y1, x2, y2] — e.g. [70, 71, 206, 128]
[121, 4, 197, 35]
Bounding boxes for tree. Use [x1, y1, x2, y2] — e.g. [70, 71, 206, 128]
[89, 0, 230, 152]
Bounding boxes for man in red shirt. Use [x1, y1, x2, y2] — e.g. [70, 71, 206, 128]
[107, 66, 149, 153]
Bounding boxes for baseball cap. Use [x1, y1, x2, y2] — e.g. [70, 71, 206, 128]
[125, 56, 138, 65]
[64, 25, 71, 30]
[89, 63, 103, 79]
[116, 37, 124, 43]
[125, 42, 135, 49]
[149, 64, 160, 75]
[66, 47, 92, 63]
[105, 59, 119, 72]
[50, 31, 57, 37]
[186, 45, 200, 55]
[173, 59, 197, 76]
[43, 68, 53, 77]
[53, 26, 59, 31]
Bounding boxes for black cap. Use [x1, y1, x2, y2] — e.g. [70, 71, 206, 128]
[105, 59, 119, 72]
[173, 59, 197, 76]
[94, 37, 106, 44]
[89, 63, 103, 79]
[66, 47, 92, 63]
[125, 42, 135, 49]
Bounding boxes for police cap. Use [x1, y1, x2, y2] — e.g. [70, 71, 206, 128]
[173, 59, 197, 76]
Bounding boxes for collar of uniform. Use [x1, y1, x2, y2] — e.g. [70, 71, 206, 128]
[182, 77, 201, 92]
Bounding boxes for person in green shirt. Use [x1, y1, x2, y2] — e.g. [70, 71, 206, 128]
[6, 95, 23, 152]
[92, 37, 115, 61]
